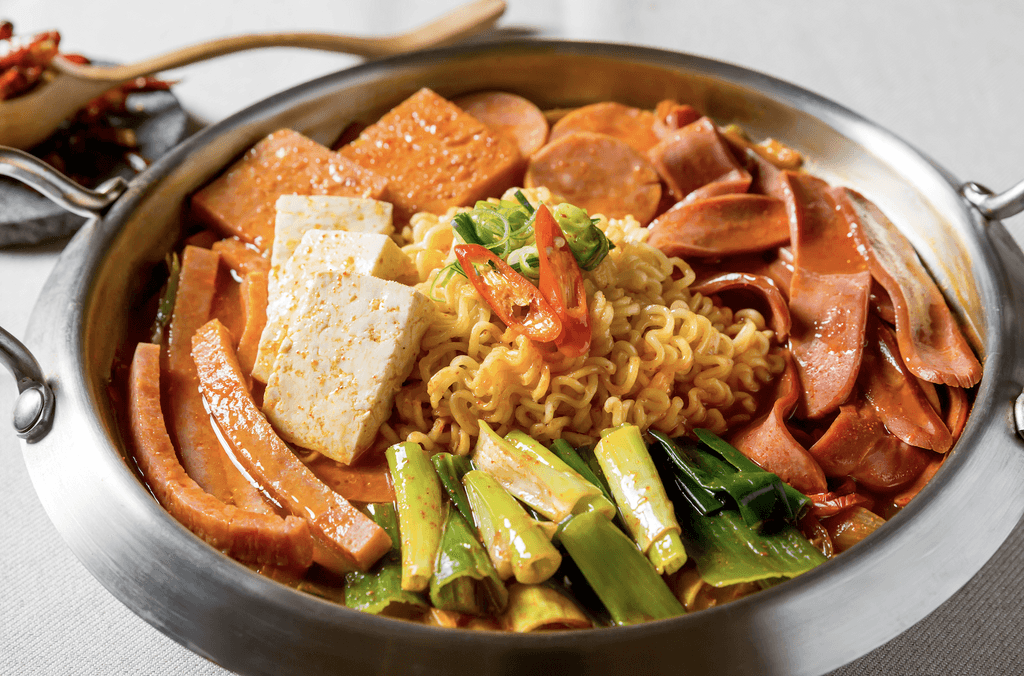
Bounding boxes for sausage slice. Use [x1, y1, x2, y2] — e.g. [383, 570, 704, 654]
[526, 131, 662, 225]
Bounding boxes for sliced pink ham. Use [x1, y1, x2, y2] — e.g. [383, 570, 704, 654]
[809, 404, 934, 491]
[691, 271, 791, 342]
[647, 117, 752, 202]
[784, 172, 871, 419]
[652, 100, 701, 138]
[860, 320, 952, 452]
[647, 193, 790, 258]
[833, 187, 982, 388]
[729, 351, 828, 494]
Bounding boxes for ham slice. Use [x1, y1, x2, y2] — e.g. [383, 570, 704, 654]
[191, 319, 392, 573]
[784, 172, 871, 418]
[833, 187, 982, 388]
[647, 118, 752, 203]
[691, 271, 791, 342]
[128, 342, 314, 568]
[729, 351, 828, 494]
[860, 319, 953, 452]
[809, 404, 933, 491]
[647, 194, 790, 258]
[652, 100, 701, 138]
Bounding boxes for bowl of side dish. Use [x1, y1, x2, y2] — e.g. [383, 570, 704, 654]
[7, 40, 1024, 676]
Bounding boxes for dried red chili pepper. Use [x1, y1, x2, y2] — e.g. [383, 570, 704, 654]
[454, 244, 562, 343]
[535, 204, 591, 357]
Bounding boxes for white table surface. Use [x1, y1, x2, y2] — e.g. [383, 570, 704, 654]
[3, 1, 1024, 674]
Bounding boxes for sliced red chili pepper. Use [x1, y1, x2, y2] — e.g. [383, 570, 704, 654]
[454, 244, 562, 342]
[535, 204, 591, 357]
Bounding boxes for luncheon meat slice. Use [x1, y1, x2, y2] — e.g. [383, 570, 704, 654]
[191, 319, 392, 573]
[834, 187, 982, 388]
[785, 172, 871, 419]
[212, 237, 270, 277]
[340, 88, 522, 223]
[129, 342, 314, 568]
[236, 269, 268, 378]
[809, 404, 933, 491]
[164, 246, 274, 515]
[525, 131, 662, 224]
[647, 118, 752, 203]
[647, 194, 790, 258]
[454, 91, 549, 158]
[191, 129, 389, 250]
[859, 319, 953, 453]
[730, 351, 828, 494]
[691, 271, 791, 342]
[548, 101, 661, 154]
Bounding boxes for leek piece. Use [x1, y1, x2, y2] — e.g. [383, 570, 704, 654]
[549, 438, 615, 505]
[559, 511, 685, 625]
[499, 583, 591, 632]
[648, 431, 726, 515]
[149, 252, 180, 344]
[472, 422, 614, 522]
[429, 505, 508, 616]
[694, 428, 811, 520]
[682, 508, 827, 587]
[431, 452, 475, 527]
[550, 202, 613, 271]
[385, 441, 443, 593]
[594, 425, 687, 575]
[344, 503, 428, 615]
[651, 430, 809, 530]
[504, 429, 616, 519]
[463, 470, 562, 584]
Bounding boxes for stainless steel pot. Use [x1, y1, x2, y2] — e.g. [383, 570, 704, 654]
[4, 40, 1024, 676]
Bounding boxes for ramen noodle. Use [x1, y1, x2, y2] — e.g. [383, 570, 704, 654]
[391, 187, 783, 456]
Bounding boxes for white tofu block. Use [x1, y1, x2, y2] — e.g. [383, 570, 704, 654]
[252, 229, 415, 382]
[267, 195, 393, 302]
[262, 271, 433, 465]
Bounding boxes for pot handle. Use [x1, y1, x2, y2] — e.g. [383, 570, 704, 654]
[962, 178, 1024, 440]
[961, 179, 1024, 221]
[1, 326, 55, 442]
[0, 146, 125, 442]
[0, 145, 127, 217]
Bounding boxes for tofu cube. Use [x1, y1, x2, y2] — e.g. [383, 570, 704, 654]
[262, 271, 433, 464]
[191, 129, 390, 250]
[266, 195, 394, 313]
[252, 229, 415, 382]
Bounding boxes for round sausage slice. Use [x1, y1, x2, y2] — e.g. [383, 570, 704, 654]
[549, 101, 661, 154]
[525, 131, 662, 225]
[454, 91, 550, 158]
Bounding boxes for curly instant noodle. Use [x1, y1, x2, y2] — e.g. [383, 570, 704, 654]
[390, 188, 784, 455]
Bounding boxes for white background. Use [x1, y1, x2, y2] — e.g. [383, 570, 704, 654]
[2, 1, 1024, 673]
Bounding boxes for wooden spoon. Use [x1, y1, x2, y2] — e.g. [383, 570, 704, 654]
[0, 0, 505, 150]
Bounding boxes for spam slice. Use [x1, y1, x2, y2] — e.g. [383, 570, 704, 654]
[191, 130, 390, 250]
[339, 88, 522, 222]
[253, 229, 416, 383]
[262, 271, 433, 464]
